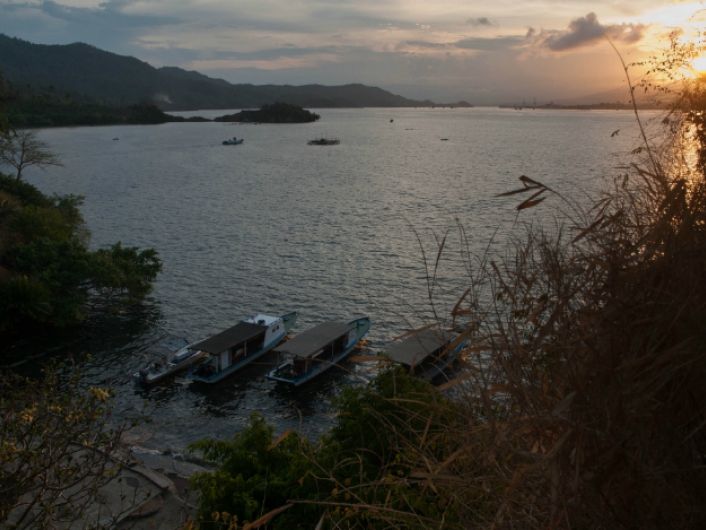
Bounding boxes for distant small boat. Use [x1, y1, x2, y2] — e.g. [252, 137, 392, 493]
[307, 138, 340, 146]
[268, 317, 371, 386]
[134, 338, 207, 385]
[390, 119, 394, 123]
[188, 312, 297, 383]
[222, 138, 244, 145]
[385, 329, 467, 381]
[440, 138, 449, 141]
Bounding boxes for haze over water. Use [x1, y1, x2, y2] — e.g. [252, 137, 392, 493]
[10, 107, 649, 449]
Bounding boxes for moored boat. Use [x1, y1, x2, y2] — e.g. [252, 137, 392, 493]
[267, 317, 371, 386]
[307, 138, 340, 146]
[134, 338, 207, 385]
[385, 329, 467, 381]
[187, 312, 297, 383]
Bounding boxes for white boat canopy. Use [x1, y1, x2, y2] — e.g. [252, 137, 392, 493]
[385, 329, 458, 367]
[274, 322, 354, 358]
[194, 322, 267, 355]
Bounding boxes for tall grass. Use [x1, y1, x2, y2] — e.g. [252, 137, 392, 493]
[303, 41, 706, 530]
[185, 39, 706, 530]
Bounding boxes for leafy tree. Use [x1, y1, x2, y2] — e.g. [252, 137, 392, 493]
[0, 129, 63, 181]
[0, 366, 132, 528]
[0, 174, 162, 334]
[186, 367, 472, 529]
[188, 415, 321, 530]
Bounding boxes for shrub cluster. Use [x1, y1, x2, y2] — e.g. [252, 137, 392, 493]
[0, 174, 161, 335]
[188, 367, 470, 530]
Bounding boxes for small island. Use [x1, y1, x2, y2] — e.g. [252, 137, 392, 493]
[213, 102, 320, 123]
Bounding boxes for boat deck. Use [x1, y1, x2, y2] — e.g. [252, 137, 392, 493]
[194, 321, 266, 355]
[385, 329, 458, 367]
[273, 322, 354, 358]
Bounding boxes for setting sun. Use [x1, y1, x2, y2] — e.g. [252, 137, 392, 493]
[692, 55, 706, 73]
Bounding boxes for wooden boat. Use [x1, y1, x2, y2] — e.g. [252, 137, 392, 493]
[134, 338, 207, 385]
[307, 138, 340, 146]
[187, 312, 297, 383]
[385, 329, 467, 381]
[222, 138, 244, 145]
[267, 317, 371, 386]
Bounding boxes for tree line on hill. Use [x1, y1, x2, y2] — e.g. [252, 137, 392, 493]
[0, 34, 458, 111]
[3, 92, 207, 127]
[2, 88, 321, 128]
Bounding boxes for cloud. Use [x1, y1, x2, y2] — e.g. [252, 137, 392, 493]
[187, 53, 341, 71]
[406, 40, 448, 49]
[455, 35, 526, 52]
[466, 17, 497, 28]
[39, 0, 180, 29]
[534, 12, 647, 51]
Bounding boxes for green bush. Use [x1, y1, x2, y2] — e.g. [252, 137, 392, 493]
[188, 367, 473, 529]
[0, 175, 161, 334]
[189, 414, 321, 530]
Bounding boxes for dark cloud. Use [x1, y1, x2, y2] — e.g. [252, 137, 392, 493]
[98, 0, 138, 10]
[160, 44, 359, 65]
[0, 0, 181, 58]
[455, 35, 525, 52]
[40, 0, 180, 29]
[224, 46, 346, 60]
[535, 12, 646, 51]
[406, 40, 447, 49]
[466, 17, 497, 28]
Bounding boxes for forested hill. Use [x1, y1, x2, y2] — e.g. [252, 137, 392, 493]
[0, 34, 426, 110]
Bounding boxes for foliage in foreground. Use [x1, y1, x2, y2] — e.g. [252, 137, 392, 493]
[187, 37, 706, 530]
[0, 367, 130, 529]
[187, 367, 476, 530]
[0, 173, 162, 334]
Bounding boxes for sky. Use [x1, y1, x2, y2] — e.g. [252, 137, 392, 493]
[0, 0, 704, 104]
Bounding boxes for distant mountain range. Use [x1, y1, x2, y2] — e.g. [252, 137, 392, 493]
[0, 34, 471, 111]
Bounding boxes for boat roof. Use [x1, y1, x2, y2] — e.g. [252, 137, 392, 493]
[194, 322, 267, 355]
[385, 329, 458, 367]
[274, 322, 354, 358]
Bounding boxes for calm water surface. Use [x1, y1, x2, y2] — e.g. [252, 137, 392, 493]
[8, 107, 649, 449]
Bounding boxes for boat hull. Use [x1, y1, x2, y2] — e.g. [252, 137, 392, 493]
[134, 343, 208, 385]
[187, 311, 297, 384]
[307, 139, 339, 146]
[267, 317, 371, 386]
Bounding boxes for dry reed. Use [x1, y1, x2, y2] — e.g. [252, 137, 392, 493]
[303, 39, 706, 530]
